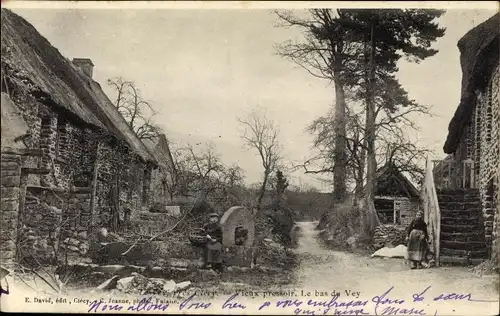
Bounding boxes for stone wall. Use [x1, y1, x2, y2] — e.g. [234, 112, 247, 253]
[20, 188, 63, 264]
[373, 225, 407, 250]
[395, 198, 419, 227]
[150, 168, 171, 205]
[494, 164, 500, 263]
[39, 111, 58, 187]
[7, 88, 155, 262]
[452, 63, 500, 258]
[7, 93, 99, 190]
[18, 186, 92, 265]
[94, 138, 151, 231]
[0, 151, 22, 266]
[477, 64, 500, 251]
[62, 189, 91, 256]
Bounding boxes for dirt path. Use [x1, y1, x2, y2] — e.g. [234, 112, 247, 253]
[2, 222, 498, 315]
[291, 221, 499, 315]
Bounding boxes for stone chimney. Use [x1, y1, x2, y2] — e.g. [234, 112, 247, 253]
[72, 58, 94, 78]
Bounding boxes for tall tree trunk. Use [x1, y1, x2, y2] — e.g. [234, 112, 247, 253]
[333, 70, 348, 203]
[355, 145, 366, 199]
[363, 17, 381, 234]
[365, 19, 377, 203]
[354, 171, 364, 199]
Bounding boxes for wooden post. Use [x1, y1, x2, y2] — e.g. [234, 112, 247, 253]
[427, 158, 441, 267]
[393, 202, 396, 225]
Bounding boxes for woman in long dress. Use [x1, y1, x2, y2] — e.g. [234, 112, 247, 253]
[406, 210, 429, 269]
[202, 213, 224, 273]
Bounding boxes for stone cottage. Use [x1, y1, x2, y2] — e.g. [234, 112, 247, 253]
[372, 162, 421, 227]
[371, 163, 421, 249]
[1, 9, 159, 265]
[429, 13, 499, 264]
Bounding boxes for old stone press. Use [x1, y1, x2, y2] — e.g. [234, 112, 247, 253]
[219, 206, 256, 267]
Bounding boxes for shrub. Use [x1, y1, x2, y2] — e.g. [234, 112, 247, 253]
[257, 240, 299, 270]
[317, 201, 371, 250]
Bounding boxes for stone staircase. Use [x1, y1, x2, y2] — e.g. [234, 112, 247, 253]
[437, 188, 489, 265]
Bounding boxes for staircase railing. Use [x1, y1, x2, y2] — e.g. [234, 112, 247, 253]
[422, 157, 441, 266]
[432, 158, 476, 190]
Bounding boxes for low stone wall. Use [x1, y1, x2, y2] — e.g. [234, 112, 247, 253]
[373, 225, 407, 250]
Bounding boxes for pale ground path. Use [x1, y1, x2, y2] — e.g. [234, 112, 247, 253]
[1, 221, 498, 315]
[292, 221, 499, 315]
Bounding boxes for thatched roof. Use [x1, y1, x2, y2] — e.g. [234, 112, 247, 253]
[1, 9, 157, 164]
[373, 162, 420, 199]
[443, 13, 500, 154]
[143, 134, 176, 171]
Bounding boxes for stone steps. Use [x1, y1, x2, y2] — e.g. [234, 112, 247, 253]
[440, 248, 488, 259]
[436, 188, 480, 196]
[440, 240, 486, 250]
[440, 223, 483, 233]
[440, 216, 483, 225]
[437, 194, 480, 203]
[439, 256, 486, 266]
[436, 188, 488, 265]
[440, 231, 485, 242]
[438, 202, 482, 211]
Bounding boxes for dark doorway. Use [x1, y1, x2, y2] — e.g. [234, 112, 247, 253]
[374, 199, 395, 225]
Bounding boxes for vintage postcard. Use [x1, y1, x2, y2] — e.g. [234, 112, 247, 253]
[1, 1, 499, 315]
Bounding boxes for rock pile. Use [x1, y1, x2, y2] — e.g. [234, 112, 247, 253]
[97, 272, 191, 296]
[373, 225, 407, 250]
[60, 230, 89, 255]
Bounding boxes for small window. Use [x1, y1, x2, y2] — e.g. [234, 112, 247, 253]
[41, 116, 51, 127]
[375, 199, 395, 225]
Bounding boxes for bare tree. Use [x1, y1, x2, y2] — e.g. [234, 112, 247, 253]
[158, 142, 244, 203]
[107, 77, 162, 140]
[185, 143, 225, 197]
[378, 129, 431, 186]
[301, 82, 432, 199]
[299, 102, 366, 198]
[238, 109, 281, 212]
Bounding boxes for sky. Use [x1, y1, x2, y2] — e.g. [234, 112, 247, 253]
[6, 2, 499, 191]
